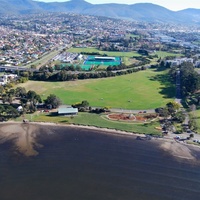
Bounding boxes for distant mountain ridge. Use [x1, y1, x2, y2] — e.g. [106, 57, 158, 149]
[1, 0, 200, 25]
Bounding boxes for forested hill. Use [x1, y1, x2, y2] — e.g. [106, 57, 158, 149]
[1, 0, 200, 25]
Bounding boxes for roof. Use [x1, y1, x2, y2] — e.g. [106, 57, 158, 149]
[58, 106, 78, 115]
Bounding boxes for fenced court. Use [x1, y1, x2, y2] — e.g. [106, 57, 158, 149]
[82, 56, 121, 70]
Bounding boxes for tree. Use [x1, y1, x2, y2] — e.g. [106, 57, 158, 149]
[2, 94, 8, 104]
[160, 60, 165, 67]
[155, 107, 169, 118]
[162, 120, 174, 132]
[8, 88, 15, 96]
[15, 87, 27, 98]
[75, 65, 82, 71]
[54, 64, 61, 70]
[72, 100, 89, 111]
[81, 100, 89, 108]
[8, 96, 13, 104]
[169, 66, 177, 81]
[27, 90, 37, 101]
[0, 86, 4, 96]
[173, 111, 185, 123]
[29, 102, 37, 113]
[20, 98, 28, 106]
[180, 62, 200, 96]
[44, 94, 62, 109]
[188, 118, 197, 131]
[166, 101, 180, 115]
[189, 133, 194, 139]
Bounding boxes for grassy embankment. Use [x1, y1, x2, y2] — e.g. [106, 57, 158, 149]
[191, 109, 200, 133]
[17, 112, 161, 135]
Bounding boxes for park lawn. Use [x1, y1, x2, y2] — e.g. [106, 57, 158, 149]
[123, 57, 139, 65]
[68, 47, 140, 57]
[19, 69, 175, 110]
[152, 51, 183, 59]
[20, 112, 161, 135]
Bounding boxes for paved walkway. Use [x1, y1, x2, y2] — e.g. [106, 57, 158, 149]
[172, 69, 200, 143]
[109, 108, 155, 114]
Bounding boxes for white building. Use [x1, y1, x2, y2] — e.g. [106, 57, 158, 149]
[0, 74, 18, 86]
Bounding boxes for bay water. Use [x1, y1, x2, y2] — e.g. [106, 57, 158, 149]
[0, 126, 200, 200]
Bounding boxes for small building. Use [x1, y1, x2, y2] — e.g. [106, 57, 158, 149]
[58, 106, 78, 116]
[17, 106, 23, 112]
[0, 74, 18, 85]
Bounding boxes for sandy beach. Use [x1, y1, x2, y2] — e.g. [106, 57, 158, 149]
[0, 122, 199, 161]
[0, 122, 40, 156]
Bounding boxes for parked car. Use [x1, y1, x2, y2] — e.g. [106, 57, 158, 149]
[174, 136, 181, 140]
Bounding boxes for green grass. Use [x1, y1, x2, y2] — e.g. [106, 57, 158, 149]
[20, 112, 161, 135]
[193, 109, 200, 133]
[68, 47, 140, 57]
[123, 57, 139, 65]
[152, 51, 183, 59]
[18, 69, 175, 109]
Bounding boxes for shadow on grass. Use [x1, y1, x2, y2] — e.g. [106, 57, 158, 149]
[59, 120, 69, 123]
[47, 112, 58, 116]
[154, 66, 168, 72]
[149, 73, 175, 98]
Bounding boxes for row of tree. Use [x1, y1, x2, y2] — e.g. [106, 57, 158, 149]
[28, 68, 141, 82]
[169, 62, 200, 97]
[0, 85, 62, 120]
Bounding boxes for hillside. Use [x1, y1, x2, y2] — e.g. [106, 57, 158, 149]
[0, 0, 200, 25]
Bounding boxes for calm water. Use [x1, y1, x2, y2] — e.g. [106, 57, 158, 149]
[0, 126, 200, 200]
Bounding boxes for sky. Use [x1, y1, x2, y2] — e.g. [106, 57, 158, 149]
[35, 0, 200, 11]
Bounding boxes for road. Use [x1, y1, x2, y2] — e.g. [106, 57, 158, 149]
[175, 70, 182, 104]
[171, 69, 200, 143]
[109, 108, 155, 114]
[0, 65, 38, 72]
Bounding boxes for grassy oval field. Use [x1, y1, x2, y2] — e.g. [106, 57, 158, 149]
[68, 47, 141, 57]
[19, 69, 175, 110]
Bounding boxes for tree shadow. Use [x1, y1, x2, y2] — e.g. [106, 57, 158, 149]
[180, 98, 189, 109]
[149, 72, 175, 98]
[46, 112, 58, 116]
[155, 66, 167, 72]
[59, 120, 69, 123]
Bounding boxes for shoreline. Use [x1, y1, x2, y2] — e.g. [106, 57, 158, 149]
[0, 121, 199, 162]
